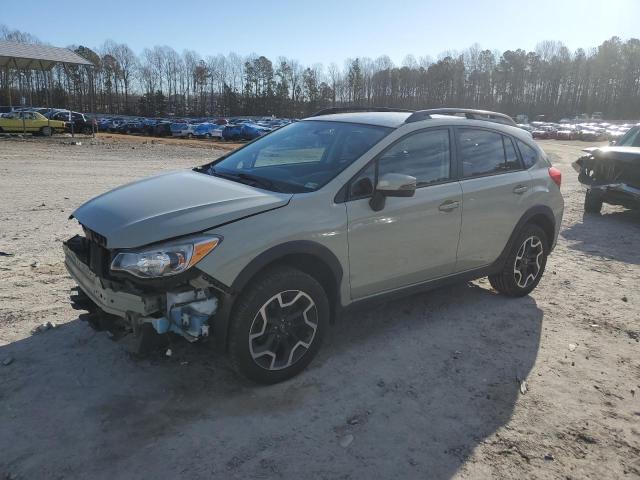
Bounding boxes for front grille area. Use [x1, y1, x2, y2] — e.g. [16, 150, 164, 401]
[83, 226, 107, 247]
[88, 241, 110, 277]
[66, 230, 111, 278]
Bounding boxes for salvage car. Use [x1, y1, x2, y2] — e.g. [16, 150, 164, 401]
[116, 120, 145, 135]
[47, 110, 97, 135]
[221, 123, 244, 140]
[0, 111, 66, 136]
[555, 128, 577, 140]
[194, 122, 224, 138]
[573, 125, 640, 213]
[64, 107, 564, 383]
[532, 125, 556, 139]
[152, 121, 172, 137]
[170, 122, 197, 138]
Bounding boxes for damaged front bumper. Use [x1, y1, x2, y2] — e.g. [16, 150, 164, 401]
[586, 183, 640, 209]
[573, 156, 640, 209]
[63, 239, 219, 342]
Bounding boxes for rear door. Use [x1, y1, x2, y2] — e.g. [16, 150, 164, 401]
[346, 128, 463, 299]
[454, 127, 533, 271]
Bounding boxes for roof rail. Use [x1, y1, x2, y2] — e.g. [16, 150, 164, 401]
[405, 108, 517, 126]
[309, 106, 414, 117]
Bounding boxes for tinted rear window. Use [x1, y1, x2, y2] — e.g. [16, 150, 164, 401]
[517, 140, 539, 168]
[458, 128, 522, 178]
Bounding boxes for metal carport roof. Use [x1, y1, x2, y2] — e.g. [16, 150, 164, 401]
[0, 40, 93, 69]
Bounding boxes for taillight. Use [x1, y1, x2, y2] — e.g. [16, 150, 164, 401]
[548, 167, 562, 188]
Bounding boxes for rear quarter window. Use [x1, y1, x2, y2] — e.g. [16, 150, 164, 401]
[458, 128, 522, 178]
[517, 140, 539, 168]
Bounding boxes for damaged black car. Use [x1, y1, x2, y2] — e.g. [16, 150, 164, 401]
[573, 125, 640, 213]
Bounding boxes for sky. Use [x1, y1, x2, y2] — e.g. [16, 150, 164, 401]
[2, 0, 639, 66]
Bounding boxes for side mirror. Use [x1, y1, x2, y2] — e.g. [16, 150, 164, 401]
[369, 173, 417, 211]
[377, 173, 417, 197]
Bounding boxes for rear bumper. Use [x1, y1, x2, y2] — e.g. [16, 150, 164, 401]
[63, 244, 162, 317]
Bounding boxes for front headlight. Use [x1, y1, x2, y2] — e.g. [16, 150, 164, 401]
[111, 235, 220, 278]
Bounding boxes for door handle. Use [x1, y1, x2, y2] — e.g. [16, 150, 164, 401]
[513, 185, 529, 194]
[438, 200, 460, 212]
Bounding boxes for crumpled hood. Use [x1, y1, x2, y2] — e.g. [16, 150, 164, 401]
[72, 170, 292, 248]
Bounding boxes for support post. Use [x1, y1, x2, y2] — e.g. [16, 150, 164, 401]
[4, 65, 10, 108]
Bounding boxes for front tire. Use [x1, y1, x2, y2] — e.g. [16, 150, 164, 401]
[489, 224, 548, 297]
[40, 126, 52, 137]
[228, 266, 329, 384]
[584, 190, 603, 214]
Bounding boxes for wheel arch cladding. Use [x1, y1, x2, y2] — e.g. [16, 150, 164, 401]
[513, 206, 556, 251]
[216, 241, 343, 350]
[494, 205, 556, 271]
[526, 212, 555, 250]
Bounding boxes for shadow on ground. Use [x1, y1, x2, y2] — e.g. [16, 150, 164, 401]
[562, 208, 640, 264]
[0, 281, 542, 479]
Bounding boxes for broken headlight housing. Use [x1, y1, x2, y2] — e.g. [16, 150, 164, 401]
[111, 235, 220, 278]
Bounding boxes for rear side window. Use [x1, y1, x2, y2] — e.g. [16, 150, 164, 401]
[378, 129, 451, 186]
[517, 140, 539, 168]
[458, 128, 522, 178]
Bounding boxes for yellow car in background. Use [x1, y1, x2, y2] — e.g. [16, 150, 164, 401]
[0, 111, 67, 136]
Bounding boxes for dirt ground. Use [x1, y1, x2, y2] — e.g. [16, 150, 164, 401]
[0, 134, 638, 480]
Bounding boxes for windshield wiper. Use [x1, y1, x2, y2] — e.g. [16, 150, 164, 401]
[210, 168, 281, 192]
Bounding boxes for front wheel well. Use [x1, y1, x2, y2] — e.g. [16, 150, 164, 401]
[251, 253, 339, 319]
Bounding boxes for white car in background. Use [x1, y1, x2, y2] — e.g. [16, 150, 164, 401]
[170, 122, 197, 138]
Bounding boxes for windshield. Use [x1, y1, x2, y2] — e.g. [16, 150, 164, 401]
[203, 120, 391, 193]
[616, 126, 640, 147]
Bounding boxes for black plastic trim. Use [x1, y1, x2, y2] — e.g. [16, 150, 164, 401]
[493, 205, 557, 260]
[212, 240, 344, 350]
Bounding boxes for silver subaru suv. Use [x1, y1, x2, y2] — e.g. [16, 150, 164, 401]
[64, 108, 564, 383]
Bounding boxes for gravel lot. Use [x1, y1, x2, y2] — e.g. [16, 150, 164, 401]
[0, 134, 638, 479]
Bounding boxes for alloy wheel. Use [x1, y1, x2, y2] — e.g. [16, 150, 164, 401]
[249, 290, 318, 371]
[513, 236, 544, 288]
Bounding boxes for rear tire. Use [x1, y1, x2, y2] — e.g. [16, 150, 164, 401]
[584, 190, 603, 214]
[228, 266, 329, 384]
[489, 224, 549, 297]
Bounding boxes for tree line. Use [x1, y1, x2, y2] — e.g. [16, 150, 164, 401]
[1, 24, 639, 119]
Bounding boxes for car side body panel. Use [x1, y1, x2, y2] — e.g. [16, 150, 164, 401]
[196, 193, 351, 304]
[456, 170, 534, 271]
[346, 181, 463, 299]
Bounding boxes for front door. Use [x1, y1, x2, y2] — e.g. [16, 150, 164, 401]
[346, 128, 463, 299]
